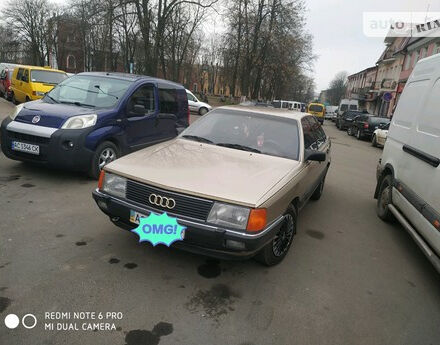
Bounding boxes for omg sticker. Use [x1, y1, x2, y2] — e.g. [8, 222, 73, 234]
[131, 212, 186, 247]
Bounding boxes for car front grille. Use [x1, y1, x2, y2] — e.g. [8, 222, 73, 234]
[126, 180, 214, 221]
[7, 131, 50, 144]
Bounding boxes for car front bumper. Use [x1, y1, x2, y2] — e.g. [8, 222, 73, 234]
[92, 189, 285, 260]
[0, 117, 94, 172]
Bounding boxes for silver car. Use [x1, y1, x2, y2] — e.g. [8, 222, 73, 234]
[186, 89, 212, 115]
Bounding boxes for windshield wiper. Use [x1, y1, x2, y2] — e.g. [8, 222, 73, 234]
[59, 101, 96, 108]
[216, 143, 261, 153]
[94, 85, 118, 99]
[181, 135, 213, 144]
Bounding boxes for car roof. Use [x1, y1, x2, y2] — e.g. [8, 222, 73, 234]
[14, 65, 66, 74]
[218, 105, 308, 120]
[78, 71, 184, 87]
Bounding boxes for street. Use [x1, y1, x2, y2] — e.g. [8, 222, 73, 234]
[0, 97, 439, 345]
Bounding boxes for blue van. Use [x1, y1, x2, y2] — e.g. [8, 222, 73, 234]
[0, 72, 189, 178]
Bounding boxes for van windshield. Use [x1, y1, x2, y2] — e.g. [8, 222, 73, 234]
[31, 70, 68, 85]
[340, 104, 348, 111]
[46, 75, 133, 108]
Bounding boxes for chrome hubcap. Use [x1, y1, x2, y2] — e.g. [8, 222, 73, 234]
[98, 148, 116, 169]
[272, 214, 295, 257]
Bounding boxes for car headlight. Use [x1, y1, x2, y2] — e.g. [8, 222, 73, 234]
[35, 91, 45, 97]
[61, 114, 97, 129]
[101, 173, 126, 199]
[9, 104, 24, 121]
[207, 202, 250, 230]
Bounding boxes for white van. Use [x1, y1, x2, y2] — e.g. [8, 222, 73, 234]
[374, 54, 440, 272]
[288, 101, 302, 111]
[337, 99, 358, 116]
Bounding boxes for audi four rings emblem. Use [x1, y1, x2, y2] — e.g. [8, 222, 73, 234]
[149, 194, 176, 209]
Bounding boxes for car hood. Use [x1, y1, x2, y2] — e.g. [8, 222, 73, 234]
[105, 138, 299, 207]
[14, 100, 97, 128]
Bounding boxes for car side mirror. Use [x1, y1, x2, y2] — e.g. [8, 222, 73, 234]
[158, 113, 177, 121]
[130, 104, 146, 115]
[304, 149, 326, 162]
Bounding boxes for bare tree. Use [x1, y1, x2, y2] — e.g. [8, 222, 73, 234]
[328, 71, 347, 105]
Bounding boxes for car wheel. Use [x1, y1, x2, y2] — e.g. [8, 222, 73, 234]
[255, 205, 297, 266]
[199, 107, 208, 115]
[372, 135, 378, 147]
[376, 175, 395, 222]
[356, 129, 362, 140]
[311, 172, 326, 201]
[347, 127, 352, 136]
[12, 93, 18, 105]
[89, 141, 119, 179]
[25, 96, 30, 103]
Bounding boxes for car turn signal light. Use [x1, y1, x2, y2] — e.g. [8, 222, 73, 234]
[246, 208, 267, 232]
[98, 170, 105, 190]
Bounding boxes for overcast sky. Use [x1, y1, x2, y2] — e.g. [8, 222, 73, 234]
[1, 0, 438, 92]
[306, 0, 440, 91]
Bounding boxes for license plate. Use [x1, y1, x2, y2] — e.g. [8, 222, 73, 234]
[11, 141, 39, 155]
[129, 210, 185, 239]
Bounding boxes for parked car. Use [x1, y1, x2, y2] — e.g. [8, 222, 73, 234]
[371, 122, 390, 147]
[375, 54, 440, 273]
[335, 110, 362, 130]
[10, 65, 68, 104]
[348, 115, 390, 140]
[325, 105, 337, 120]
[93, 106, 331, 266]
[337, 99, 358, 116]
[1, 72, 189, 179]
[307, 102, 325, 124]
[0, 63, 19, 100]
[186, 89, 212, 115]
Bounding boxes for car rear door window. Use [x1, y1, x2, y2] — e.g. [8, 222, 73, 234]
[301, 117, 317, 150]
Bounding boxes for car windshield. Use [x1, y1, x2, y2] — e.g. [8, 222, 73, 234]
[46, 75, 133, 108]
[30, 70, 67, 84]
[309, 104, 323, 112]
[181, 109, 300, 160]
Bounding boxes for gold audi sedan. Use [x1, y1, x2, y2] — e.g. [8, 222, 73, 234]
[93, 106, 331, 265]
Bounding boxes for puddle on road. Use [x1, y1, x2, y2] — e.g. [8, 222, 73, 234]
[197, 259, 221, 279]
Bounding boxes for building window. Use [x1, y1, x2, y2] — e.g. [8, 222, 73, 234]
[67, 55, 76, 69]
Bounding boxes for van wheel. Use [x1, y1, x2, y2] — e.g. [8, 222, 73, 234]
[199, 107, 208, 115]
[25, 96, 30, 102]
[372, 135, 378, 147]
[376, 175, 395, 222]
[89, 141, 119, 179]
[255, 205, 297, 266]
[12, 93, 18, 105]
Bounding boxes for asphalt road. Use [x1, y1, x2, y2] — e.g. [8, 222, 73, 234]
[0, 98, 439, 345]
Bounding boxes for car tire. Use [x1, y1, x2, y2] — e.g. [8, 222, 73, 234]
[347, 127, 352, 136]
[199, 107, 208, 115]
[356, 129, 363, 140]
[12, 93, 18, 105]
[25, 96, 30, 103]
[311, 172, 326, 201]
[255, 205, 297, 266]
[372, 135, 378, 147]
[376, 175, 396, 222]
[89, 141, 119, 180]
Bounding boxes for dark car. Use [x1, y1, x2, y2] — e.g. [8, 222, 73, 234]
[348, 115, 390, 140]
[1, 72, 189, 178]
[335, 110, 362, 130]
[0, 63, 18, 100]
